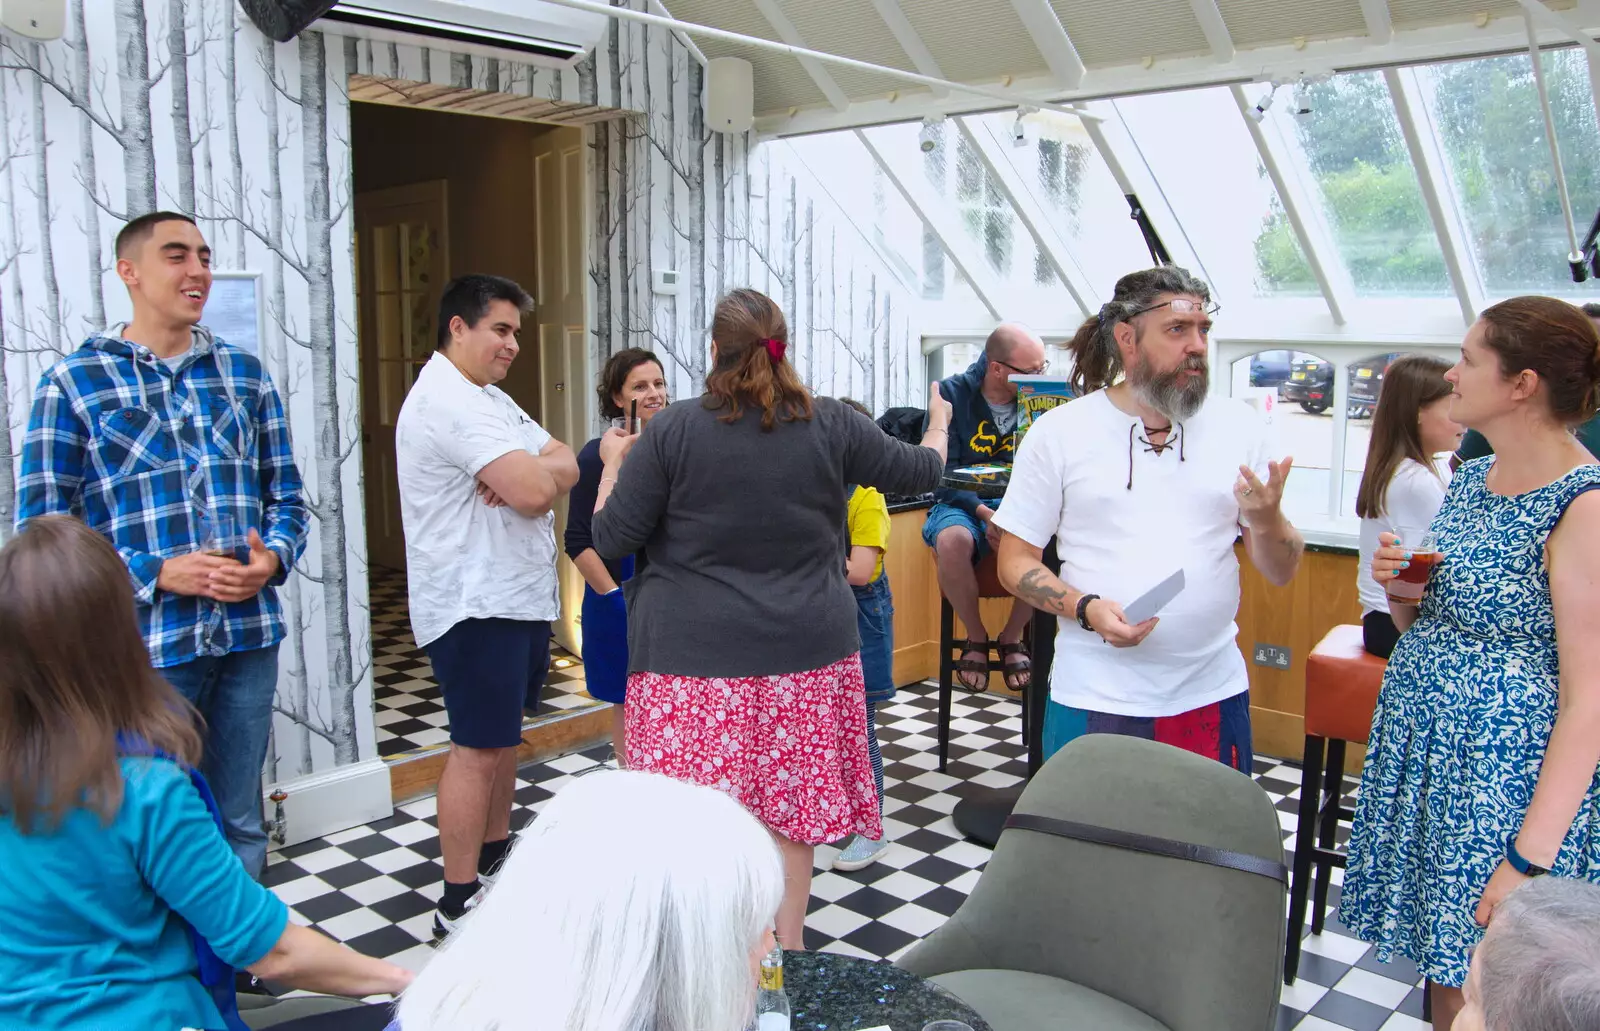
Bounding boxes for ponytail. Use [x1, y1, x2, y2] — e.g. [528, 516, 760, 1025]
[702, 288, 814, 432]
[1067, 309, 1122, 396]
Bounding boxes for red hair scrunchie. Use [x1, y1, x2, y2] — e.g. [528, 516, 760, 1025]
[762, 337, 786, 363]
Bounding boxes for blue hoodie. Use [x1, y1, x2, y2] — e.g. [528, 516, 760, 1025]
[935, 354, 1016, 517]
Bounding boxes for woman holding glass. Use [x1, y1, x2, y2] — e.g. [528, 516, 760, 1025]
[1352, 355, 1463, 659]
[1342, 297, 1600, 1030]
[565, 348, 670, 765]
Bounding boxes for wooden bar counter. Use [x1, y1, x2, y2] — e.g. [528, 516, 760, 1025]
[883, 500, 1364, 763]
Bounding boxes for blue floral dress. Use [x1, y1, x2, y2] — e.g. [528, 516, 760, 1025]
[1341, 458, 1600, 987]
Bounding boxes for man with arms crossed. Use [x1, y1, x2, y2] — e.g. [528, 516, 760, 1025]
[396, 274, 578, 939]
[924, 324, 1046, 692]
[19, 212, 307, 878]
[994, 266, 1303, 770]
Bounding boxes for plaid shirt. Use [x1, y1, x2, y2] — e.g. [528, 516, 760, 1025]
[17, 328, 308, 668]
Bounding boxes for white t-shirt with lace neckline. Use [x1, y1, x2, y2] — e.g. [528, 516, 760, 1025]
[992, 390, 1272, 718]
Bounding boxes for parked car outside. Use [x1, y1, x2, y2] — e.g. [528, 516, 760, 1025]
[1346, 353, 1405, 419]
[1279, 354, 1334, 414]
[1248, 350, 1294, 390]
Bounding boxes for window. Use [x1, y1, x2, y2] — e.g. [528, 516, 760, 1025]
[862, 120, 1074, 328]
[1417, 48, 1600, 297]
[1273, 72, 1451, 297]
[1113, 86, 1318, 302]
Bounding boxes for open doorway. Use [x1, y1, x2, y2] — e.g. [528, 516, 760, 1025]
[351, 100, 595, 764]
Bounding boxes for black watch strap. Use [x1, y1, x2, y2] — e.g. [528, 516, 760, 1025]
[1076, 594, 1101, 633]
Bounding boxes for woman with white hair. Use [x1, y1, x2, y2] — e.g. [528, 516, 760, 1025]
[1457, 876, 1600, 1031]
[394, 770, 784, 1031]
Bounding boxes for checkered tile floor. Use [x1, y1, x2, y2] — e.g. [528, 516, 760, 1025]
[268, 676, 1427, 1030]
[369, 568, 598, 758]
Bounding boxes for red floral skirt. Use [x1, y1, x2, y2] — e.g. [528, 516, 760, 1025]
[624, 654, 882, 845]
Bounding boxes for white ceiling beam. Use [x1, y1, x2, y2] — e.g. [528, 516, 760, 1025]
[748, 0, 852, 112]
[753, 16, 1600, 136]
[1229, 84, 1352, 326]
[1189, 0, 1236, 62]
[954, 115, 1093, 318]
[1359, 0, 1393, 45]
[1383, 67, 1485, 324]
[649, 0, 708, 66]
[867, 0, 949, 99]
[854, 129, 1005, 321]
[1007, 0, 1086, 89]
[1511, 0, 1600, 60]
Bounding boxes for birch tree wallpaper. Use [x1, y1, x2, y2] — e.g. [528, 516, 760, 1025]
[0, 0, 925, 790]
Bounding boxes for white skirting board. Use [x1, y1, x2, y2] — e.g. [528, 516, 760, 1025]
[261, 758, 394, 849]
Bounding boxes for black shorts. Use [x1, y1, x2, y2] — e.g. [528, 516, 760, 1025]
[425, 618, 552, 749]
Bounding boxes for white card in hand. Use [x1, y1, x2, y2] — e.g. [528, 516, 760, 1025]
[1123, 569, 1185, 625]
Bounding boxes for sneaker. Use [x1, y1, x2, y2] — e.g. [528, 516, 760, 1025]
[832, 834, 891, 872]
[431, 886, 485, 943]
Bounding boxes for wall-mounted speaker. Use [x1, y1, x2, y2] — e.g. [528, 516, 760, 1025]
[238, 0, 341, 43]
[705, 56, 754, 134]
[0, 0, 65, 40]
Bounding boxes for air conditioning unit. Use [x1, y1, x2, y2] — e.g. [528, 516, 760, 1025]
[316, 0, 609, 68]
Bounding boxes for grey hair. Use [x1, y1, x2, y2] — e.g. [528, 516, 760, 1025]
[397, 770, 784, 1031]
[1478, 877, 1600, 1031]
[1065, 265, 1212, 396]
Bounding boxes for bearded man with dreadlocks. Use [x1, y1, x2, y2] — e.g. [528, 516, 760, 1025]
[991, 266, 1305, 770]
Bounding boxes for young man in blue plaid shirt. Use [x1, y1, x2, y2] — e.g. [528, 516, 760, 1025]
[17, 212, 307, 879]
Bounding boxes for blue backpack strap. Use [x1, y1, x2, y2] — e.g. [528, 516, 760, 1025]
[117, 734, 250, 1031]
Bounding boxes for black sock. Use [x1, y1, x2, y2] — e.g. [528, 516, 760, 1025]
[440, 878, 480, 918]
[478, 837, 511, 879]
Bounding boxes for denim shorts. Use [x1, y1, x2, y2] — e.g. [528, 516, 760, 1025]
[921, 502, 990, 561]
[853, 574, 896, 703]
[426, 618, 552, 749]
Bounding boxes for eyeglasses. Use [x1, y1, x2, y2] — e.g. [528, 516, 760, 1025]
[1129, 298, 1220, 319]
[995, 359, 1051, 376]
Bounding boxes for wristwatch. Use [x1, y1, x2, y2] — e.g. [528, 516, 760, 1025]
[1075, 594, 1101, 633]
[1505, 834, 1550, 877]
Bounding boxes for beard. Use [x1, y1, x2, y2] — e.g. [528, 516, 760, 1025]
[1129, 345, 1209, 422]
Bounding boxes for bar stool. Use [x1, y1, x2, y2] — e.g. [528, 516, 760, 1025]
[1284, 623, 1385, 984]
[937, 551, 1029, 773]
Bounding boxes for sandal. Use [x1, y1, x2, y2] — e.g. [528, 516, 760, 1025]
[996, 640, 1032, 692]
[952, 639, 991, 693]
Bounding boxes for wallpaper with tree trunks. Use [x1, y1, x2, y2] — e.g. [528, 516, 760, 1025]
[0, 0, 925, 784]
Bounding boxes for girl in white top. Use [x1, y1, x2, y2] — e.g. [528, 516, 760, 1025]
[1354, 355, 1464, 657]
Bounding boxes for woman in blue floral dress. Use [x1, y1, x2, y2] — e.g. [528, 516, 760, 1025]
[1342, 297, 1600, 1030]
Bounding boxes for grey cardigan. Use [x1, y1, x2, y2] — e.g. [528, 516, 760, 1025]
[590, 395, 943, 677]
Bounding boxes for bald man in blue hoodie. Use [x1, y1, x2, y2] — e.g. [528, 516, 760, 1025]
[924, 323, 1045, 692]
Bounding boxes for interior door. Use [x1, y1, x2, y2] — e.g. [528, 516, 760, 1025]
[356, 180, 450, 573]
[533, 127, 590, 654]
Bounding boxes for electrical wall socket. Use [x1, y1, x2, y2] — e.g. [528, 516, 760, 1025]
[1252, 643, 1292, 670]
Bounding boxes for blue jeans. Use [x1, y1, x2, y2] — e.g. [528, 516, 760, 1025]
[853, 574, 895, 704]
[162, 645, 280, 879]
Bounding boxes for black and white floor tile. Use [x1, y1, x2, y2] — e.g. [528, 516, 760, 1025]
[269, 678, 1427, 1031]
[368, 567, 597, 758]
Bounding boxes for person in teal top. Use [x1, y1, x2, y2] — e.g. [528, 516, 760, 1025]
[0, 516, 411, 1030]
[1453, 303, 1600, 467]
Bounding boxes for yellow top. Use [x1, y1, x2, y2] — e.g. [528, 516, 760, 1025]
[847, 485, 891, 582]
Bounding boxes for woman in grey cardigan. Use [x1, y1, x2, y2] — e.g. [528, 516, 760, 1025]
[590, 288, 951, 947]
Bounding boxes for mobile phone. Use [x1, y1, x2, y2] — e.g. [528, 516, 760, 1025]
[629, 399, 638, 435]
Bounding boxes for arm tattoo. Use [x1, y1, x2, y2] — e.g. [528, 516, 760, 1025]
[1016, 566, 1071, 615]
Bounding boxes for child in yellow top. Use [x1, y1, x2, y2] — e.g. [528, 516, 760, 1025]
[836, 399, 896, 872]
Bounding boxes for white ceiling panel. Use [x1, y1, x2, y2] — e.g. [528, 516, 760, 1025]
[1048, 0, 1212, 67]
[1216, 0, 1369, 49]
[896, 0, 1051, 84]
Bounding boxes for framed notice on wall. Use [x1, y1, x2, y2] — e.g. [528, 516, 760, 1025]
[205, 271, 267, 357]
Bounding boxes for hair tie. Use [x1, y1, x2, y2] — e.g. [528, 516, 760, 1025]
[762, 338, 786, 363]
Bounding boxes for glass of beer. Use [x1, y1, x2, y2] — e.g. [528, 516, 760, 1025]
[1386, 530, 1442, 605]
[199, 511, 247, 565]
